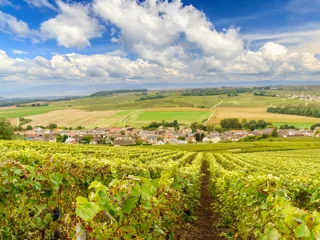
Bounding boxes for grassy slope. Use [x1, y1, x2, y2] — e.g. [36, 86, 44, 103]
[0, 106, 61, 118]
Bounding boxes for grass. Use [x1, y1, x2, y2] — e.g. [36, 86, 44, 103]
[135, 111, 209, 122]
[0, 106, 60, 118]
[272, 122, 316, 128]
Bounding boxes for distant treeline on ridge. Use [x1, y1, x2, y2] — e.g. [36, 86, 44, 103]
[181, 87, 272, 96]
[90, 89, 148, 97]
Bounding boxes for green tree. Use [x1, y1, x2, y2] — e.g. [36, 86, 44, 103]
[14, 125, 23, 131]
[195, 132, 205, 142]
[26, 125, 33, 130]
[241, 119, 248, 129]
[220, 118, 242, 130]
[81, 136, 93, 144]
[191, 122, 197, 133]
[196, 123, 204, 131]
[48, 123, 58, 130]
[271, 129, 278, 137]
[56, 134, 68, 143]
[0, 118, 14, 140]
[206, 124, 215, 131]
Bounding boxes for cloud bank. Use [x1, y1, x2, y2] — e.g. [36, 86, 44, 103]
[0, 0, 319, 84]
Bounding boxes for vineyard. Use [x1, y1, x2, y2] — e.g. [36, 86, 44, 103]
[1, 141, 320, 239]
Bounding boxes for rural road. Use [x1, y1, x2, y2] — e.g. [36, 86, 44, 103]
[123, 109, 145, 124]
[207, 100, 223, 122]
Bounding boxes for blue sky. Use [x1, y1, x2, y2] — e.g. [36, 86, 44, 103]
[0, 0, 320, 92]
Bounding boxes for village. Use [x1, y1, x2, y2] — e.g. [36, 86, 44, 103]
[288, 93, 320, 102]
[15, 125, 320, 146]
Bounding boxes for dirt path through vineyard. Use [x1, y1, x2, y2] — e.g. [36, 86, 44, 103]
[175, 160, 223, 240]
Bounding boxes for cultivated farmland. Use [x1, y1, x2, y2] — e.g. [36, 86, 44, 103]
[207, 107, 320, 126]
[26, 109, 131, 128]
[25, 108, 211, 128]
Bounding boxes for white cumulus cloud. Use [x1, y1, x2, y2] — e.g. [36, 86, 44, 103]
[93, 0, 244, 66]
[12, 49, 28, 54]
[0, 11, 40, 41]
[40, 1, 104, 48]
[0, 0, 320, 83]
[23, 0, 57, 11]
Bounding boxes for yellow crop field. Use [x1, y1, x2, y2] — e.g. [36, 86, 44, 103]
[207, 107, 320, 125]
[25, 109, 127, 128]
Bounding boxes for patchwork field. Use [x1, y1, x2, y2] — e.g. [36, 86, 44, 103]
[207, 106, 320, 126]
[3, 90, 320, 128]
[23, 108, 210, 128]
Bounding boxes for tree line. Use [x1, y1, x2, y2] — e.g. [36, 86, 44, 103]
[16, 103, 49, 107]
[253, 91, 277, 97]
[142, 120, 179, 130]
[90, 89, 147, 97]
[267, 105, 320, 118]
[181, 87, 250, 96]
[135, 95, 166, 101]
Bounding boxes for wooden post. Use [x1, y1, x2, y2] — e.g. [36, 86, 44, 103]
[76, 223, 86, 240]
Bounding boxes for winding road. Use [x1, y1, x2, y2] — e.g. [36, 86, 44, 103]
[207, 100, 223, 122]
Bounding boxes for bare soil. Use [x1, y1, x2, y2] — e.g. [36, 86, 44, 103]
[175, 160, 223, 240]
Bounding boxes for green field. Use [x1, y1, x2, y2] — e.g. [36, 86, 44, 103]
[0, 106, 60, 118]
[131, 110, 210, 125]
[272, 122, 315, 128]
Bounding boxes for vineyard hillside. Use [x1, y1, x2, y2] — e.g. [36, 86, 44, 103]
[1, 140, 320, 239]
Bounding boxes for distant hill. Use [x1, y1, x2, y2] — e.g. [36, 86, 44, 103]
[1, 80, 320, 98]
[90, 89, 148, 97]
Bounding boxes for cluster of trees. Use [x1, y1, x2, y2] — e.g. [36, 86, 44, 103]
[189, 118, 273, 133]
[190, 122, 205, 132]
[253, 91, 277, 97]
[142, 120, 179, 130]
[220, 118, 272, 131]
[239, 130, 278, 142]
[90, 89, 147, 97]
[135, 94, 166, 101]
[241, 119, 271, 131]
[0, 118, 14, 140]
[16, 103, 49, 107]
[279, 124, 297, 129]
[311, 123, 320, 130]
[220, 118, 242, 130]
[267, 105, 320, 118]
[190, 122, 223, 133]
